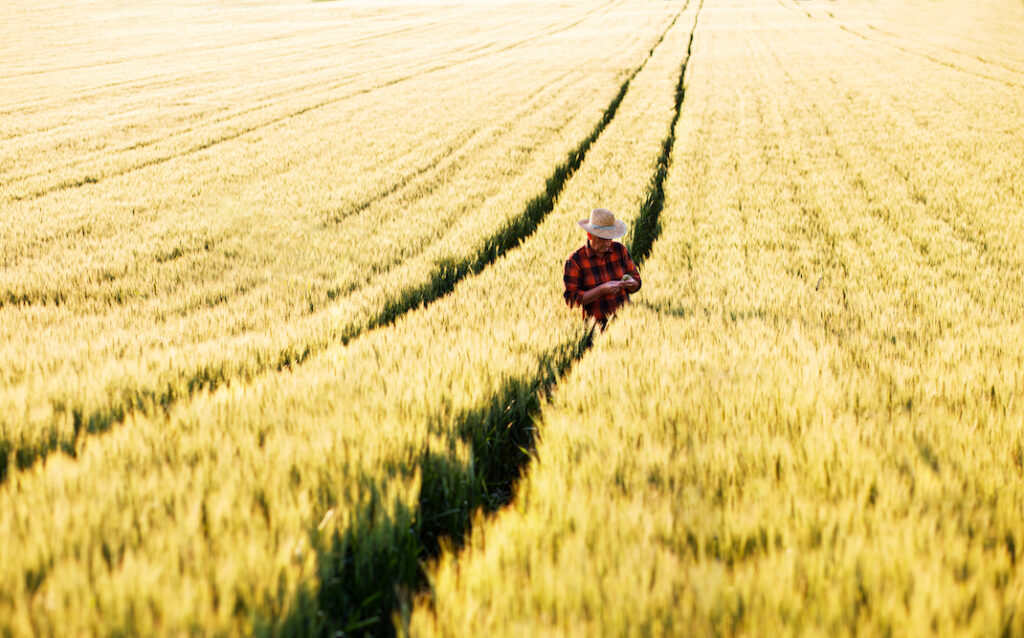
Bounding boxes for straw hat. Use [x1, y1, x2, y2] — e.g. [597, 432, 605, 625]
[578, 208, 627, 239]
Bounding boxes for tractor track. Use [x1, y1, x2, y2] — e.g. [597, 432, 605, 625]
[0, 3, 704, 635]
[302, 3, 705, 635]
[0, 3, 678, 488]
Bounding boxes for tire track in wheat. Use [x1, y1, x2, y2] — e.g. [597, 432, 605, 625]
[303, 4, 701, 634]
[0, 3, 680, 485]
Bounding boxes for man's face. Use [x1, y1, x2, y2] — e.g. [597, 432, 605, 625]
[588, 233, 613, 255]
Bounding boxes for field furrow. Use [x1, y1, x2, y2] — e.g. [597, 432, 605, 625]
[0, 1, 680, 482]
[5, 0, 1022, 635]
[0, 2, 696, 635]
[409, 1, 1024, 635]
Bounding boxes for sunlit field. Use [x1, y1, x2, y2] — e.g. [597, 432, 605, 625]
[2, 0, 1024, 635]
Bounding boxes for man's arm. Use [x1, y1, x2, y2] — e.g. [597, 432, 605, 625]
[564, 258, 584, 307]
[565, 258, 622, 306]
[580, 280, 624, 305]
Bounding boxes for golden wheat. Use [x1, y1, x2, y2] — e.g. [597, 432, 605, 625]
[411, 1, 1024, 635]
[0, 0, 678, 480]
[0, 1, 690, 634]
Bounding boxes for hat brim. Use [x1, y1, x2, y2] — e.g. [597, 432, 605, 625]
[578, 219, 627, 239]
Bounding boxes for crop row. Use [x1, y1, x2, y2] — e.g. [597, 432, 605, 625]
[789, 0, 1024, 84]
[410, 1, 1024, 634]
[0, 1, 677, 482]
[1, 2, 629, 198]
[0, 2, 696, 635]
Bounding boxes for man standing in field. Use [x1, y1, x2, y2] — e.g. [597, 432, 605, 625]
[564, 208, 641, 327]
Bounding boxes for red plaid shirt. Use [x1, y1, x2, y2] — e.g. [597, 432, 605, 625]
[563, 240, 641, 324]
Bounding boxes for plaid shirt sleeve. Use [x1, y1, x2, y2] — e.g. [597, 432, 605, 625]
[564, 254, 585, 308]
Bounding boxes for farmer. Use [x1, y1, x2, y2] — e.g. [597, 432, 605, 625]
[563, 207, 641, 327]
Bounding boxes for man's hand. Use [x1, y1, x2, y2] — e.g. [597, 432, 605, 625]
[621, 279, 640, 294]
[579, 280, 623, 306]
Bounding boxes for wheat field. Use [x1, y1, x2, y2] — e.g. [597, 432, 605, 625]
[2, 0, 1024, 635]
